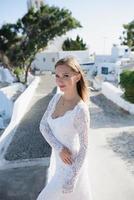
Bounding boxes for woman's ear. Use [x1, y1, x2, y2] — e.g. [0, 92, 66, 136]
[75, 73, 81, 82]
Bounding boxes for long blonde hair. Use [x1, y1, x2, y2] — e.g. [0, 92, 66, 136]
[55, 56, 90, 105]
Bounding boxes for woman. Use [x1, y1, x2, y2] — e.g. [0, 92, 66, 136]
[37, 57, 93, 199]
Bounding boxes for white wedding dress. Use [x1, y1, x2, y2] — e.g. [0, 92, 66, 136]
[37, 92, 93, 200]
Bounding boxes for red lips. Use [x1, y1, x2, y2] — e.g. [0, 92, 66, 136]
[59, 85, 65, 88]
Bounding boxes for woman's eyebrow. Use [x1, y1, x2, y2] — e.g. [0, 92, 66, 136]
[55, 72, 70, 75]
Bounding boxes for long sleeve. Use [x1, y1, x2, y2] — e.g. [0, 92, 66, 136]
[62, 105, 90, 193]
[39, 93, 64, 152]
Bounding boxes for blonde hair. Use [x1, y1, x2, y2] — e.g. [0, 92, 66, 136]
[55, 56, 90, 105]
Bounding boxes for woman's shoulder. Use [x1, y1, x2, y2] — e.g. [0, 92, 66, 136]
[76, 100, 89, 117]
[73, 101, 90, 127]
[79, 99, 89, 110]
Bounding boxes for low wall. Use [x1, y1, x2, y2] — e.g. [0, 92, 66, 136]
[0, 91, 13, 119]
[0, 83, 25, 119]
[11, 77, 40, 124]
[0, 83, 25, 99]
[102, 82, 134, 114]
[0, 76, 40, 159]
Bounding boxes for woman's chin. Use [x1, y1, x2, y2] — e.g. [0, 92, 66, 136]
[60, 88, 65, 91]
[59, 86, 66, 91]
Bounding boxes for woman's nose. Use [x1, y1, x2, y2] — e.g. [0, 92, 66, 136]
[56, 77, 64, 84]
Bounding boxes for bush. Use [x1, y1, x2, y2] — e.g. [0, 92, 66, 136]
[119, 70, 134, 103]
[62, 35, 87, 51]
[13, 67, 25, 82]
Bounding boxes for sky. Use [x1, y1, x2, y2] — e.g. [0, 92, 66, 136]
[0, 0, 134, 54]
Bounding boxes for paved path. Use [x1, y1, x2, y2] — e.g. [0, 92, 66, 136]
[0, 74, 57, 200]
[5, 74, 57, 160]
[88, 91, 134, 200]
[0, 75, 134, 200]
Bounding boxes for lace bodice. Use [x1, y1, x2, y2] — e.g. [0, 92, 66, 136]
[40, 94, 64, 152]
[39, 92, 90, 194]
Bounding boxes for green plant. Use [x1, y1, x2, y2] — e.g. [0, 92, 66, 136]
[0, 5, 81, 83]
[62, 35, 87, 51]
[13, 67, 24, 82]
[119, 70, 134, 103]
[119, 20, 134, 51]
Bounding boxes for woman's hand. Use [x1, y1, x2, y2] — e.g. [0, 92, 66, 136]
[59, 147, 73, 165]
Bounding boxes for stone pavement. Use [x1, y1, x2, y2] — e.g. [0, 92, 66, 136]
[88, 91, 134, 200]
[0, 165, 48, 200]
[0, 74, 134, 200]
[0, 74, 57, 200]
[5, 74, 57, 161]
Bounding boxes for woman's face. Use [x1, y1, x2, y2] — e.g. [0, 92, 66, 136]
[55, 64, 80, 92]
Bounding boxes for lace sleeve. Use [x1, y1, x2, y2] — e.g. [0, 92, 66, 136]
[62, 105, 90, 193]
[39, 93, 64, 152]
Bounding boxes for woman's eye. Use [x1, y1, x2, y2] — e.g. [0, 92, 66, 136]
[64, 74, 69, 77]
[55, 74, 69, 79]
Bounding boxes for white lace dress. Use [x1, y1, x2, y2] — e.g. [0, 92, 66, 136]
[37, 92, 93, 200]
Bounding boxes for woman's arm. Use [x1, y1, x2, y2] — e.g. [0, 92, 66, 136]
[39, 93, 64, 152]
[62, 105, 90, 193]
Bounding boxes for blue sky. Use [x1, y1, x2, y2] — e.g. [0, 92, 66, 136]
[0, 0, 134, 54]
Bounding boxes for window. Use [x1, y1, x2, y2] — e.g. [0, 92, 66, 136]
[52, 58, 55, 62]
[101, 67, 108, 75]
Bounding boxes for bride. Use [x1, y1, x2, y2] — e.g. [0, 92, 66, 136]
[36, 57, 93, 199]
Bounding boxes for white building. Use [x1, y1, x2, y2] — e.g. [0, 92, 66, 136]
[0, 66, 16, 84]
[95, 44, 131, 63]
[86, 44, 134, 90]
[111, 44, 131, 60]
[31, 50, 92, 72]
[27, 0, 44, 11]
[93, 44, 132, 82]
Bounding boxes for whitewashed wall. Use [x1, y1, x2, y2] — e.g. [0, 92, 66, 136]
[0, 67, 16, 83]
[0, 77, 40, 159]
[0, 91, 13, 119]
[0, 83, 25, 99]
[32, 52, 59, 71]
[31, 50, 90, 71]
[96, 62, 118, 81]
[102, 82, 134, 114]
[58, 50, 90, 64]
[95, 55, 114, 63]
[0, 83, 25, 119]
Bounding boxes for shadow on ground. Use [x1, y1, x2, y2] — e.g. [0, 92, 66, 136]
[5, 87, 56, 161]
[106, 129, 134, 175]
[90, 93, 134, 129]
[0, 165, 48, 200]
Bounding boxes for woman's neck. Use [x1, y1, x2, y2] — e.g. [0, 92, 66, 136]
[62, 90, 80, 102]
